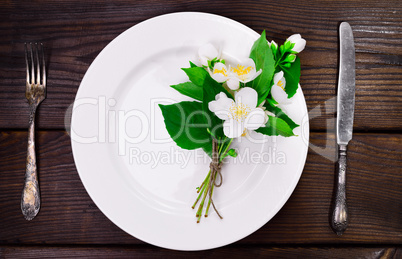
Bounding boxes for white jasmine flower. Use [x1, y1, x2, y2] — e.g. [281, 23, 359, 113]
[209, 62, 228, 83]
[209, 62, 238, 89]
[208, 87, 265, 138]
[209, 58, 262, 90]
[271, 71, 291, 104]
[286, 34, 306, 53]
[198, 43, 220, 67]
[228, 58, 262, 90]
[256, 99, 274, 124]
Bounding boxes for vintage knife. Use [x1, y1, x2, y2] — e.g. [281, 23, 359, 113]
[331, 22, 355, 235]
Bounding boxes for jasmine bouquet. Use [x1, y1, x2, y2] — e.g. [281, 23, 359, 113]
[159, 31, 306, 222]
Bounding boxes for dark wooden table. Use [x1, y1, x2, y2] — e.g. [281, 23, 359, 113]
[1, 0, 401, 258]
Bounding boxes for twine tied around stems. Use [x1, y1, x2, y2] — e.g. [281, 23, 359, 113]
[208, 138, 223, 219]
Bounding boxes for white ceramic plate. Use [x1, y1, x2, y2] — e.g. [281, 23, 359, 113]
[71, 12, 309, 251]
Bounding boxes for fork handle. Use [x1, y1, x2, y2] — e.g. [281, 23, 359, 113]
[331, 144, 348, 235]
[21, 105, 41, 220]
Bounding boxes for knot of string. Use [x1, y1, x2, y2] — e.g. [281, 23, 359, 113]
[208, 138, 223, 219]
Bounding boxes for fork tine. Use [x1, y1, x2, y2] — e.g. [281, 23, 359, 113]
[29, 43, 34, 85]
[35, 43, 40, 85]
[24, 43, 30, 85]
[40, 43, 46, 87]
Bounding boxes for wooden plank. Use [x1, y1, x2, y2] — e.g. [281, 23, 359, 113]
[0, 131, 400, 245]
[0, 246, 401, 258]
[0, 0, 401, 130]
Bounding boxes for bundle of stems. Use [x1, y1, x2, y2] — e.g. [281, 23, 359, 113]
[192, 137, 233, 223]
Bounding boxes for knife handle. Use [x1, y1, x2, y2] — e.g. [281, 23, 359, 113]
[331, 144, 348, 235]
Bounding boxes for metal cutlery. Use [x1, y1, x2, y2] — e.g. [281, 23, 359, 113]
[331, 22, 356, 235]
[21, 42, 46, 220]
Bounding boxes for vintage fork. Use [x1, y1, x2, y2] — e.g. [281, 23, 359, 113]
[21, 43, 46, 220]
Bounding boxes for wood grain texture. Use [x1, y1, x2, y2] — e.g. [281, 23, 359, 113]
[0, 0, 401, 255]
[0, 246, 401, 258]
[0, 131, 400, 245]
[0, 0, 401, 130]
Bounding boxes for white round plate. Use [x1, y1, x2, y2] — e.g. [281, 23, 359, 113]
[71, 12, 309, 251]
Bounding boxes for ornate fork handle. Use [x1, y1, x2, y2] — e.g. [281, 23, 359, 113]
[331, 144, 348, 235]
[21, 103, 41, 220]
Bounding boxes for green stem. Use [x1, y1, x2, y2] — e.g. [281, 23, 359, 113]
[218, 138, 226, 154]
[192, 171, 210, 209]
[196, 178, 210, 223]
[205, 138, 232, 217]
[197, 169, 211, 193]
[193, 137, 234, 222]
[219, 138, 233, 162]
[274, 48, 286, 68]
[217, 138, 227, 162]
[205, 183, 215, 217]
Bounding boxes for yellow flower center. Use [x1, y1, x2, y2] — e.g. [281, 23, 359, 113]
[213, 67, 227, 77]
[229, 103, 250, 122]
[277, 80, 285, 90]
[241, 129, 247, 137]
[231, 65, 253, 80]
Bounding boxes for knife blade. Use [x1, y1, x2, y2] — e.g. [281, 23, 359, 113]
[337, 22, 356, 145]
[331, 22, 355, 235]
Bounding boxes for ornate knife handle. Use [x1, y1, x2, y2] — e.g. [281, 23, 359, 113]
[331, 144, 348, 235]
[21, 105, 41, 220]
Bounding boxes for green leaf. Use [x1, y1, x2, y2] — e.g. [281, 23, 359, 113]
[256, 116, 296, 137]
[248, 30, 275, 105]
[280, 56, 300, 98]
[227, 149, 237, 157]
[266, 95, 278, 106]
[182, 66, 209, 87]
[202, 72, 233, 138]
[263, 99, 299, 130]
[170, 82, 202, 101]
[202, 144, 212, 157]
[159, 101, 211, 150]
[189, 61, 198, 68]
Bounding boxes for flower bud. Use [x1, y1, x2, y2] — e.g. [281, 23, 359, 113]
[286, 34, 306, 53]
[269, 40, 278, 55]
[284, 54, 296, 63]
